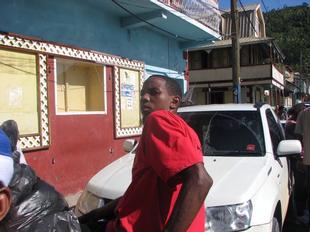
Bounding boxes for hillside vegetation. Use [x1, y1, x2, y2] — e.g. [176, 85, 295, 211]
[264, 3, 310, 76]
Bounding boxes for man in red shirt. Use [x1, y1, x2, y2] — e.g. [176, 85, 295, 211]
[79, 75, 213, 232]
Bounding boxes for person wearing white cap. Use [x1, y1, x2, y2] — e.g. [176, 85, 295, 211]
[0, 128, 13, 221]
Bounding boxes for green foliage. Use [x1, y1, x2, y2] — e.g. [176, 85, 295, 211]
[265, 3, 310, 76]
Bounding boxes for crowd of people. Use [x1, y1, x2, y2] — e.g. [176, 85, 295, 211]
[282, 102, 310, 227]
[275, 104, 289, 120]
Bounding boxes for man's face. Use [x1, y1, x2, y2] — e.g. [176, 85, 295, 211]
[140, 77, 178, 121]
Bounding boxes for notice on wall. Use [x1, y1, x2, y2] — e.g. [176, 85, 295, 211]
[119, 68, 141, 128]
[9, 86, 23, 108]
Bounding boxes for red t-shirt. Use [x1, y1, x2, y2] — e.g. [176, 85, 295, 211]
[106, 110, 204, 232]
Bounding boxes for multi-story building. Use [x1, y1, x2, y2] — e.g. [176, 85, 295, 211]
[186, 4, 288, 106]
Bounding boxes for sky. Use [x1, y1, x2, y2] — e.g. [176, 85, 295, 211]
[219, 0, 310, 11]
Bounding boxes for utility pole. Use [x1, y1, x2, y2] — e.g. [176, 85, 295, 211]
[231, 0, 241, 103]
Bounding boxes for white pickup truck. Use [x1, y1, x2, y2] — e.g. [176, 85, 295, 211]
[75, 103, 301, 232]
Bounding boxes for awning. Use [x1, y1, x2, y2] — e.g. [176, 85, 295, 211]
[104, 0, 221, 46]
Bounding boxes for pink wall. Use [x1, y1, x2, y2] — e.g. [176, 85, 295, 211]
[24, 60, 138, 195]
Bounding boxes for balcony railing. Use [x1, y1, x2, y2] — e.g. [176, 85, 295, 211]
[158, 0, 221, 33]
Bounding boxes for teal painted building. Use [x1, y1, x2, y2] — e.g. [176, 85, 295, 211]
[0, 0, 219, 88]
[0, 0, 220, 196]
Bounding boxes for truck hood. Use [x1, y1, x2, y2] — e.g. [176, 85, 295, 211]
[204, 156, 268, 207]
[87, 153, 134, 199]
[87, 154, 269, 206]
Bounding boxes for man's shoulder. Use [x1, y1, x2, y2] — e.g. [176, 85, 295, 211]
[149, 110, 174, 117]
[146, 110, 187, 130]
[148, 110, 181, 122]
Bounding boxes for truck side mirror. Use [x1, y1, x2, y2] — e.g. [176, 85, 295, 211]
[277, 140, 302, 157]
[123, 139, 137, 153]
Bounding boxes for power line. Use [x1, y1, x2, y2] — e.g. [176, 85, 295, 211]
[260, 0, 269, 12]
[111, 0, 192, 41]
[238, 0, 258, 36]
[112, 0, 226, 41]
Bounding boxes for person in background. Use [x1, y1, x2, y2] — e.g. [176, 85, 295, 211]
[295, 106, 310, 225]
[0, 128, 14, 222]
[285, 105, 305, 139]
[0, 120, 27, 164]
[285, 105, 307, 223]
[79, 75, 213, 232]
[277, 105, 288, 120]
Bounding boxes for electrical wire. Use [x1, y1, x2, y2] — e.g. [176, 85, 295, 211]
[238, 0, 258, 36]
[118, 0, 227, 22]
[260, 0, 269, 12]
[112, 0, 225, 40]
[111, 0, 192, 41]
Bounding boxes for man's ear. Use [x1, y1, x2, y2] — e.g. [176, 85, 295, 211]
[0, 187, 11, 221]
[170, 95, 181, 110]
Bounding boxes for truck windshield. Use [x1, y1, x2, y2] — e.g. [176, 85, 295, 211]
[179, 111, 265, 156]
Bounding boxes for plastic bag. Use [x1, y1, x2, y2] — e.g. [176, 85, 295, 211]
[26, 211, 81, 232]
[9, 162, 37, 205]
[0, 163, 81, 232]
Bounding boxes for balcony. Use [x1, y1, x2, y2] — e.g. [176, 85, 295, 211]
[103, 0, 220, 46]
[189, 63, 284, 89]
[158, 0, 221, 33]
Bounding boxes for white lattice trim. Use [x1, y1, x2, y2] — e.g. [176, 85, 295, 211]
[20, 136, 41, 149]
[39, 54, 49, 147]
[0, 34, 144, 71]
[16, 54, 49, 150]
